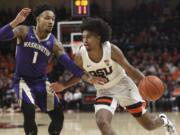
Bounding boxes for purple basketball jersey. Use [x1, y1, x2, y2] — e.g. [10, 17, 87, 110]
[13, 26, 60, 112]
[15, 26, 54, 79]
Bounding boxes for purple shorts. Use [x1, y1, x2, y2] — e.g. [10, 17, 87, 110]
[14, 78, 60, 112]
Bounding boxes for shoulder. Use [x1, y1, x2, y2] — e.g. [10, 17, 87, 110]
[78, 45, 85, 52]
[14, 25, 29, 35]
[50, 33, 56, 39]
[111, 43, 124, 61]
[13, 25, 29, 39]
[103, 41, 112, 51]
[52, 38, 65, 56]
[53, 38, 63, 46]
[111, 43, 122, 54]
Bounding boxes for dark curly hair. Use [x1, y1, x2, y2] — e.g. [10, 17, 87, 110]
[33, 3, 55, 18]
[81, 17, 112, 43]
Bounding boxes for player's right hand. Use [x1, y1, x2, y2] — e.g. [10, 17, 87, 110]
[11, 8, 31, 27]
[49, 82, 66, 92]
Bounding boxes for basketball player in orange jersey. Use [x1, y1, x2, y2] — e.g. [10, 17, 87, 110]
[50, 18, 177, 135]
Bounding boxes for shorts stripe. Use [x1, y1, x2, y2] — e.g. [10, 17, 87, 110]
[126, 102, 145, 117]
[95, 97, 117, 115]
[97, 96, 112, 100]
[95, 97, 113, 106]
[20, 79, 35, 104]
[126, 102, 142, 110]
[128, 106, 142, 113]
[96, 99, 112, 103]
[45, 81, 55, 111]
[95, 102, 111, 106]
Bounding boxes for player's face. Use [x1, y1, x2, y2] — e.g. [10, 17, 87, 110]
[82, 30, 101, 51]
[37, 10, 55, 33]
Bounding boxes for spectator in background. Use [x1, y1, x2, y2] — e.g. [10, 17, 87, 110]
[72, 88, 82, 111]
[63, 91, 73, 110]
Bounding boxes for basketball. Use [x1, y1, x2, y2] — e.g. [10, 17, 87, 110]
[138, 75, 165, 101]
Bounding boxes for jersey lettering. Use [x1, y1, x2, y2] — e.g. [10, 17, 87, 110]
[89, 66, 113, 83]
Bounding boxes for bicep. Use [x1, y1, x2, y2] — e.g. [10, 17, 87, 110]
[53, 39, 83, 69]
[111, 45, 133, 70]
[53, 39, 65, 57]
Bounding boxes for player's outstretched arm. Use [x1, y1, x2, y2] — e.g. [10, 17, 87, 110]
[51, 51, 83, 92]
[50, 50, 106, 92]
[0, 8, 31, 41]
[49, 77, 80, 92]
[52, 39, 106, 86]
[111, 44, 145, 82]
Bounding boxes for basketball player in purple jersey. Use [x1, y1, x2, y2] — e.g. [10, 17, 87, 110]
[0, 5, 105, 135]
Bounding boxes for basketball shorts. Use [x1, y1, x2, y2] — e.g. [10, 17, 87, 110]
[14, 78, 60, 112]
[95, 76, 147, 117]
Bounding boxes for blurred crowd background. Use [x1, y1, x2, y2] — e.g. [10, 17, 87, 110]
[0, 0, 180, 113]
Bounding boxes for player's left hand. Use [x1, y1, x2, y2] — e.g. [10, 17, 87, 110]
[16, 8, 31, 23]
[10, 8, 31, 27]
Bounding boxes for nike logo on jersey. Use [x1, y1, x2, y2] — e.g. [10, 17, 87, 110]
[87, 65, 91, 67]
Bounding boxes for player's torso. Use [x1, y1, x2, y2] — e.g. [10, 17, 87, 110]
[80, 41, 126, 90]
[15, 26, 54, 78]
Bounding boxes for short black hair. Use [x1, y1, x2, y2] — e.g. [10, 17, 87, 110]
[81, 17, 112, 43]
[33, 3, 55, 18]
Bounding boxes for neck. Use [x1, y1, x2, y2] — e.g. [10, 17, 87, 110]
[88, 44, 103, 63]
[35, 27, 49, 39]
[89, 44, 102, 55]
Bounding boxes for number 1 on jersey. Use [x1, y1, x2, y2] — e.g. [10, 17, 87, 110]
[32, 51, 38, 64]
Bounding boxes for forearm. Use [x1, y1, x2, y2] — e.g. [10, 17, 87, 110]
[0, 24, 14, 41]
[10, 20, 19, 28]
[63, 76, 81, 89]
[127, 67, 145, 82]
[58, 54, 84, 78]
[57, 54, 94, 83]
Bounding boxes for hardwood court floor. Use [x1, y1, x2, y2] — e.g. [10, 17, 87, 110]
[0, 111, 179, 135]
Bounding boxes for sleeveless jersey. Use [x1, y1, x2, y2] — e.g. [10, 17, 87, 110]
[80, 41, 127, 90]
[15, 26, 55, 79]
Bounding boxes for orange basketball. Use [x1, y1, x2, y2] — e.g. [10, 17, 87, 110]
[138, 75, 165, 101]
